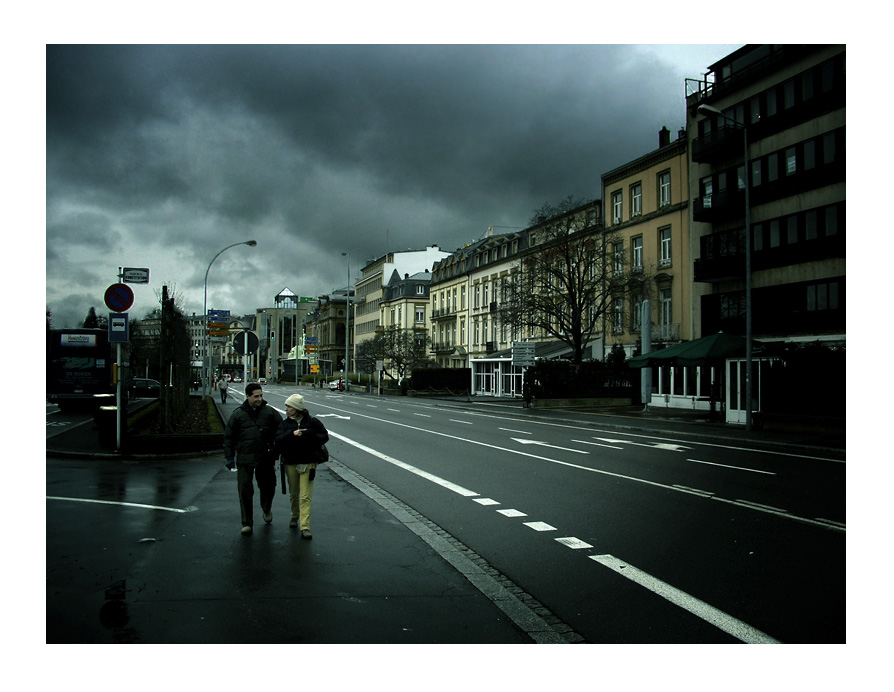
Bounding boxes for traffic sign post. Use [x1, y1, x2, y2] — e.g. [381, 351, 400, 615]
[104, 279, 137, 454]
[512, 341, 536, 367]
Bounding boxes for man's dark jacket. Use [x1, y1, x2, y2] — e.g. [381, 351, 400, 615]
[223, 400, 282, 465]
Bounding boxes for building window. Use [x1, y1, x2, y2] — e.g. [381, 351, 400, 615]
[804, 140, 816, 170]
[767, 153, 779, 183]
[785, 147, 797, 176]
[415, 306, 425, 323]
[632, 236, 643, 270]
[659, 227, 672, 267]
[416, 285, 424, 295]
[751, 160, 762, 188]
[787, 215, 799, 244]
[807, 280, 840, 311]
[805, 210, 818, 241]
[630, 183, 642, 217]
[659, 289, 672, 326]
[612, 298, 624, 333]
[611, 190, 623, 224]
[632, 295, 644, 332]
[658, 171, 671, 207]
[613, 242, 624, 275]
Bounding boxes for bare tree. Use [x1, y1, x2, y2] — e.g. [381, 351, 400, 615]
[498, 197, 650, 365]
[354, 332, 387, 378]
[380, 326, 433, 381]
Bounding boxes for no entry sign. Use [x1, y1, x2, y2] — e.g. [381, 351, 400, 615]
[104, 283, 135, 313]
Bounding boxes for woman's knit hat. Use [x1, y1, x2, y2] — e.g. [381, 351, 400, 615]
[284, 394, 307, 411]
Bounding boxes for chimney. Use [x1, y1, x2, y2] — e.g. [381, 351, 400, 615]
[659, 126, 671, 147]
[678, 128, 686, 141]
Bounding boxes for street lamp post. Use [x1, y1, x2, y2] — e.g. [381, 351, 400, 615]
[342, 252, 350, 389]
[202, 240, 257, 397]
[697, 103, 752, 431]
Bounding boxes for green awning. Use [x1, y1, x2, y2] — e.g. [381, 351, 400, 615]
[628, 332, 759, 369]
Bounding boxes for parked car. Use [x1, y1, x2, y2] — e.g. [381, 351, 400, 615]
[128, 378, 161, 398]
[329, 378, 344, 391]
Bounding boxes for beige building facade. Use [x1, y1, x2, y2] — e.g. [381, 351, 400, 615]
[602, 128, 692, 358]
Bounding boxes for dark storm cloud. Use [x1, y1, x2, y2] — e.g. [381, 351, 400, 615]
[46, 44, 739, 328]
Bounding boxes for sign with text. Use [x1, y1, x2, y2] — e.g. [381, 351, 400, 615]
[121, 267, 150, 284]
[511, 341, 536, 367]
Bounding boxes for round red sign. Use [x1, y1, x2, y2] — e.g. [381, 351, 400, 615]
[104, 283, 134, 312]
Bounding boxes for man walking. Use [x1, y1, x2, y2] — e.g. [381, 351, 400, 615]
[219, 375, 229, 403]
[224, 383, 282, 535]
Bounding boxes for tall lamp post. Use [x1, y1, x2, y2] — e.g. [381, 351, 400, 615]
[341, 252, 350, 389]
[202, 240, 257, 397]
[697, 103, 752, 431]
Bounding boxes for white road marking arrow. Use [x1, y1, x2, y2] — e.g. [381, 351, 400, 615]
[511, 438, 589, 454]
[593, 437, 690, 452]
[317, 414, 351, 420]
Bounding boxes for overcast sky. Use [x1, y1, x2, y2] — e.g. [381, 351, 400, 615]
[46, 43, 743, 329]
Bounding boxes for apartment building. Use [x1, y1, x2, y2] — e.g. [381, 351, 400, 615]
[430, 242, 473, 369]
[380, 270, 432, 333]
[602, 127, 692, 357]
[687, 45, 846, 420]
[687, 44, 845, 417]
[688, 44, 845, 341]
[303, 286, 352, 378]
[353, 245, 450, 366]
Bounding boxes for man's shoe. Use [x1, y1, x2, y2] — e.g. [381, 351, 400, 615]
[263, 512, 273, 524]
[289, 518, 298, 528]
[301, 529, 312, 540]
[241, 525, 252, 536]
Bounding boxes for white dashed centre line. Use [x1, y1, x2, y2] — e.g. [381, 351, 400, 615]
[523, 521, 557, 532]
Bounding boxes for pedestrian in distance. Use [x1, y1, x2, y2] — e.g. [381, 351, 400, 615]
[219, 375, 229, 404]
[274, 394, 329, 539]
[224, 383, 283, 535]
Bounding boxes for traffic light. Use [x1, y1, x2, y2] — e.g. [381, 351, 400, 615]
[270, 331, 275, 340]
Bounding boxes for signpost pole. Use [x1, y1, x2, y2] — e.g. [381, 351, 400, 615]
[117, 342, 122, 452]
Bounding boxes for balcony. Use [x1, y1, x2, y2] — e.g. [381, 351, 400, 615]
[692, 188, 745, 224]
[690, 126, 744, 164]
[431, 307, 455, 321]
[430, 341, 455, 354]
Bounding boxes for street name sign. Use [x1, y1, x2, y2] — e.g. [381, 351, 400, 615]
[121, 267, 150, 284]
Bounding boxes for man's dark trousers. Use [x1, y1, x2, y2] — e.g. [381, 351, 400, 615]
[237, 461, 276, 527]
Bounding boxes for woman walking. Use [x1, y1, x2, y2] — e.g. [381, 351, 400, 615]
[274, 394, 329, 538]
